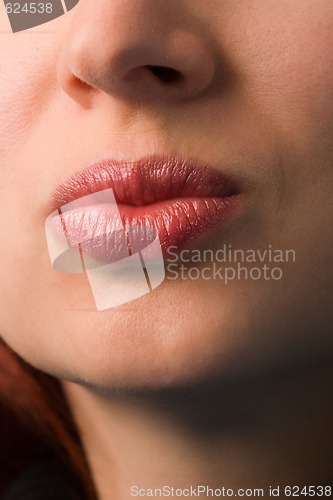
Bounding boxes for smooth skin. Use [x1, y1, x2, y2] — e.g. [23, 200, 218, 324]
[0, 1, 332, 498]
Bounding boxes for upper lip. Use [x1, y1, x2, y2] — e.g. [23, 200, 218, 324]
[51, 155, 241, 211]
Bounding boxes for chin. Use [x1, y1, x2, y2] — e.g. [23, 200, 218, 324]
[34, 281, 253, 390]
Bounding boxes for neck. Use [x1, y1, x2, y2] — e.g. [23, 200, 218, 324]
[62, 363, 333, 500]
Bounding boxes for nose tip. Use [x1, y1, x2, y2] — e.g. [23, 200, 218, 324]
[57, 1, 216, 105]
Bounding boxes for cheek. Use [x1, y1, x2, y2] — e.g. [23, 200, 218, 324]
[225, 2, 333, 146]
[0, 21, 64, 158]
[0, 27, 64, 350]
[0, 51, 40, 154]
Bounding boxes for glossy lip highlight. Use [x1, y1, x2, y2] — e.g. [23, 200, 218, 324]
[50, 156, 243, 261]
[52, 156, 240, 208]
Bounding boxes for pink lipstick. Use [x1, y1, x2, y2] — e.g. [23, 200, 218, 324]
[50, 156, 242, 263]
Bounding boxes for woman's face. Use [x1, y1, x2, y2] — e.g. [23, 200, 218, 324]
[0, 0, 332, 389]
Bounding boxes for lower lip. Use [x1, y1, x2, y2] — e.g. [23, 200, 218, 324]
[55, 195, 241, 263]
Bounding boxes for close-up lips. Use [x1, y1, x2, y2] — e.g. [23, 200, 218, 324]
[49, 156, 243, 263]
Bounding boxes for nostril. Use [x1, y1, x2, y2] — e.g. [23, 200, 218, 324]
[146, 65, 182, 84]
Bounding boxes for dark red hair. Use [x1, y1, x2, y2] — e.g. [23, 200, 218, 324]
[0, 338, 97, 499]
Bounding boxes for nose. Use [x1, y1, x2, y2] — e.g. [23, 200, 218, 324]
[57, 0, 216, 106]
